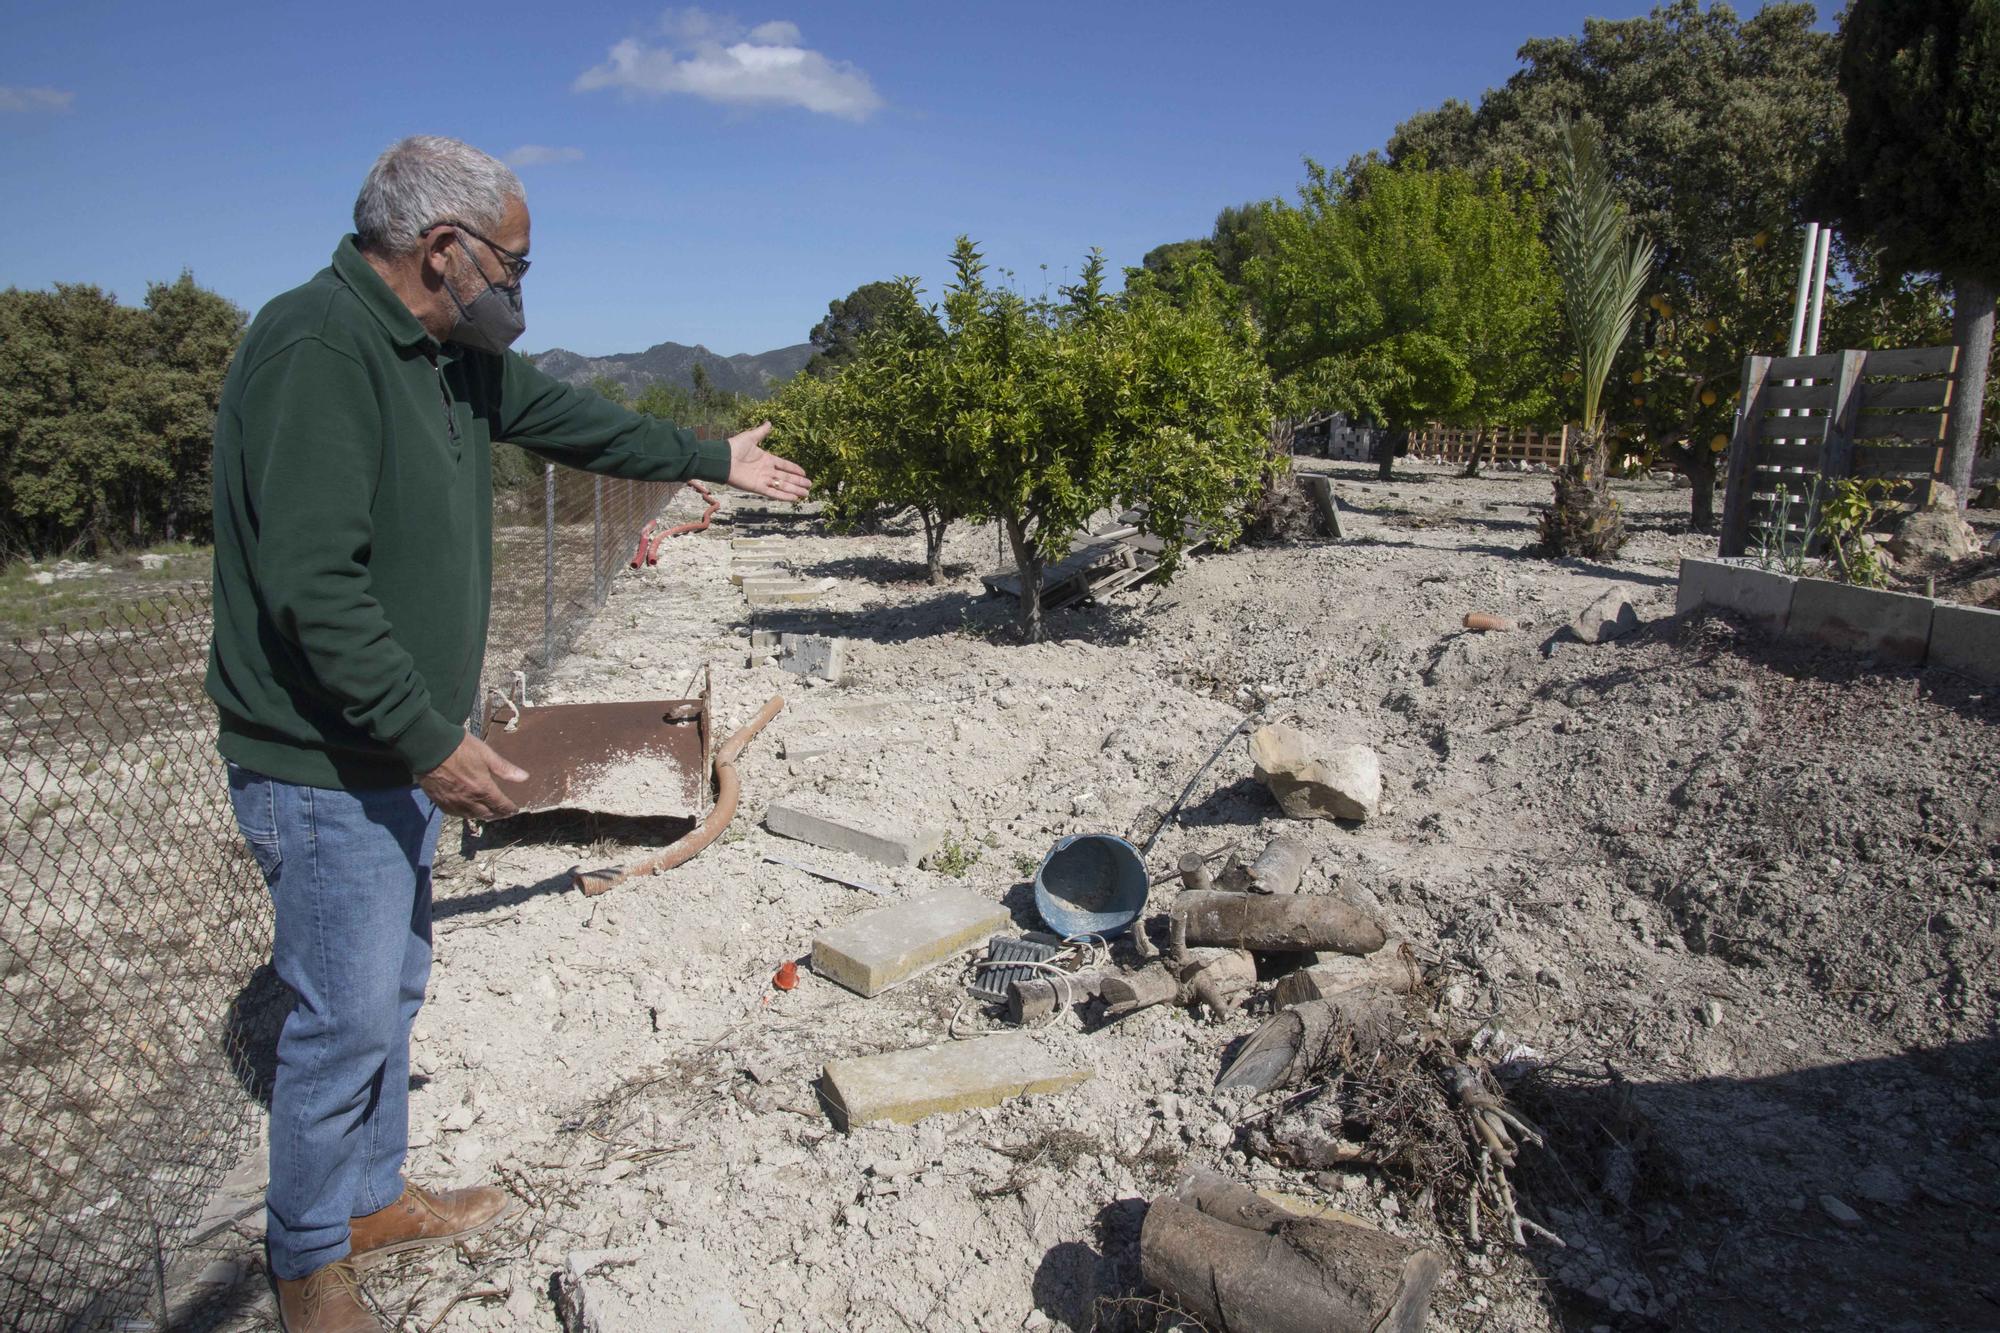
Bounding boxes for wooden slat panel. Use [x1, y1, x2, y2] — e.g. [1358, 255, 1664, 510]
[1761, 382, 1835, 410]
[1754, 443, 1824, 468]
[1767, 353, 1842, 380]
[1861, 345, 1958, 378]
[1853, 444, 1944, 478]
[1757, 414, 1829, 440]
[1850, 412, 1946, 442]
[1861, 378, 1953, 410]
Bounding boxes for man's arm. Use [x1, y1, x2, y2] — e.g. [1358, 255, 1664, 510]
[495, 353, 810, 501]
[241, 341, 524, 817]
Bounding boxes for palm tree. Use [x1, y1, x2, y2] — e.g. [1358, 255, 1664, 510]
[1541, 118, 1654, 559]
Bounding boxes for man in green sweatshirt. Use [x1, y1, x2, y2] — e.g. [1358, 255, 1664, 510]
[207, 135, 809, 1332]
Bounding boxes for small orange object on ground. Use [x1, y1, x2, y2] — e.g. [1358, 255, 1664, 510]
[772, 960, 799, 991]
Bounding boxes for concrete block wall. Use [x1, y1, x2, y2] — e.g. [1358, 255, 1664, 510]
[1676, 558, 1999, 683]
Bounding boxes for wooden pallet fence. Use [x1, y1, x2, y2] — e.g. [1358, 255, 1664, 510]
[1718, 345, 1958, 558]
[1409, 424, 1569, 468]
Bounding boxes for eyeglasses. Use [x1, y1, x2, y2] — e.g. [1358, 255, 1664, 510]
[423, 219, 530, 282]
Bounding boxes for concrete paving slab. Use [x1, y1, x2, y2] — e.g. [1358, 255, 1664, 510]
[768, 801, 944, 870]
[820, 1033, 1089, 1128]
[809, 885, 1005, 997]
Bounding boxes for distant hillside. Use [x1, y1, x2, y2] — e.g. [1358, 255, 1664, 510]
[528, 340, 814, 400]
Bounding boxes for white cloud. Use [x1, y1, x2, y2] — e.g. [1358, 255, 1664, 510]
[506, 145, 586, 167]
[0, 86, 74, 113]
[575, 10, 883, 122]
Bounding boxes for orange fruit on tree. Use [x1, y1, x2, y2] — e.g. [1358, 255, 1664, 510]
[1702, 318, 1720, 334]
[1700, 388, 1718, 406]
[1710, 434, 1728, 452]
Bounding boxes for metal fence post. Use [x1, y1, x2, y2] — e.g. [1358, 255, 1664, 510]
[543, 463, 555, 669]
[593, 474, 604, 605]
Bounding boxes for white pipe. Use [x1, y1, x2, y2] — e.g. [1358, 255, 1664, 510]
[1805, 227, 1833, 357]
[1787, 222, 1819, 358]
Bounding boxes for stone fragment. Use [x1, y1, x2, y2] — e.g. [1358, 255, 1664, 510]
[820, 1032, 1089, 1128]
[810, 886, 1007, 997]
[767, 801, 942, 869]
[1248, 725, 1381, 822]
[1819, 1194, 1862, 1227]
[1850, 1163, 1913, 1207]
[1883, 502, 1975, 568]
[1574, 587, 1640, 643]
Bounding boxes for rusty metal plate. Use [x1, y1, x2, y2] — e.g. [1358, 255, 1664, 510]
[482, 684, 710, 819]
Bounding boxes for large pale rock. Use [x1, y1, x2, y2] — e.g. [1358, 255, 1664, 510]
[1248, 726, 1381, 822]
[1884, 489, 1976, 568]
[1574, 587, 1640, 643]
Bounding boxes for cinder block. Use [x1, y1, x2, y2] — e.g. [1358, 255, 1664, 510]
[1676, 557, 1797, 634]
[1786, 577, 1934, 664]
[810, 885, 1007, 997]
[1927, 603, 2000, 682]
[731, 537, 783, 551]
[780, 634, 847, 682]
[729, 565, 786, 586]
[768, 801, 943, 869]
[821, 1033, 1090, 1128]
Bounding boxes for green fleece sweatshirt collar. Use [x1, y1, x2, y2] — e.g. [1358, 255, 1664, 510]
[331, 235, 437, 352]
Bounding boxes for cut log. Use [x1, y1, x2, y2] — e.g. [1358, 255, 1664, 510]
[1140, 1195, 1441, 1333]
[1216, 991, 1401, 1093]
[1173, 890, 1385, 956]
[1005, 971, 1107, 1025]
[1246, 836, 1309, 895]
[1178, 852, 1214, 893]
[1100, 963, 1178, 1015]
[1101, 949, 1256, 1019]
[1272, 941, 1418, 1009]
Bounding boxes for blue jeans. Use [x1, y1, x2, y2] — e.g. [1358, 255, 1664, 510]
[227, 763, 441, 1280]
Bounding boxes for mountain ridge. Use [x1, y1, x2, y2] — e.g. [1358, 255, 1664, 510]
[528, 339, 814, 400]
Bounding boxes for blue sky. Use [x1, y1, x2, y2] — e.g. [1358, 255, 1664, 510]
[2, 1, 1780, 357]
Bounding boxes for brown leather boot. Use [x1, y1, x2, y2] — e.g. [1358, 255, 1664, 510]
[272, 1259, 382, 1332]
[347, 1180, 519, 1266]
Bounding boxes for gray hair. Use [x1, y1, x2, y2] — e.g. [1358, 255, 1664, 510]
[353, 136, 525, 255]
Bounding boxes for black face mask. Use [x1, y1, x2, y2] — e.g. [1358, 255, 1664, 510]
[441, 235, 526, 354]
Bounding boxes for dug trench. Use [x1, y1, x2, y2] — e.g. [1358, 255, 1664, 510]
[213, 462, 1999, 1332]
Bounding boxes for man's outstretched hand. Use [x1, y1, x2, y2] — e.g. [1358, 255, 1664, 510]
[727, 421, 811, 502]
[419, 732, 528, 821]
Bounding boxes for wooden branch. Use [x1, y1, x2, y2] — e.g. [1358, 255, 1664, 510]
[1005, 971, 1107, 1025]
[1172, 890, 1384, 956]
[1100, 949, 1256, 1019]
[1272, 940, 1419, 1009]
[1216, 990, 1401, 1094]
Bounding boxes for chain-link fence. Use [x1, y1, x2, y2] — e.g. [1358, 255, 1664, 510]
[0, 439, 715, 1328]
[486, 451, 725, 706]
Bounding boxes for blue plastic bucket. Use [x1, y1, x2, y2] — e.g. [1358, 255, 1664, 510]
[1033, 833, 1148, 939]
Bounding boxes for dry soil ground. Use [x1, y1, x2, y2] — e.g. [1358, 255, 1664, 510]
[210, 461, 1999, 1333]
